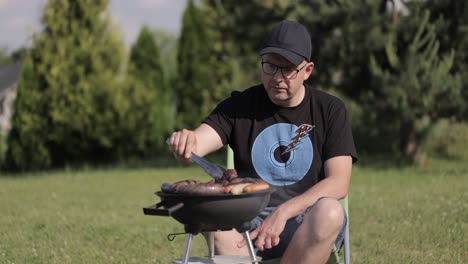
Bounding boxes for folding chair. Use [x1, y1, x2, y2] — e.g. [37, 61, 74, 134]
[223, 147, 351, 264]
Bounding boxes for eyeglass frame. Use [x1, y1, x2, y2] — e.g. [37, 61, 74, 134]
[261, 61, 308, 80]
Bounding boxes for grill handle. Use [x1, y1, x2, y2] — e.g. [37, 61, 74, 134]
[143, 201, 184, 216]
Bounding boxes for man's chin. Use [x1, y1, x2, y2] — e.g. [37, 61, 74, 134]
[268, 94, 289, 105]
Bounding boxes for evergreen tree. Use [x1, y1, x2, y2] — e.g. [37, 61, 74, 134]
[296, 0, 462, 161]
[420, 0, 468, 119]
[175, 0, 211, 129]
[152, 29, 178, 136]
[197, 1, 464, 161]
[6, 0, 156, 170]
[367, 9, 461, 161]
[129, 26, 171, 151]
[201, 0, 296, 100]
[5, 53, 50, 169]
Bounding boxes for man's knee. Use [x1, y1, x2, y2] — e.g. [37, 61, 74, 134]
[211, 230, 248, 255]
[302, 198, 344, 242]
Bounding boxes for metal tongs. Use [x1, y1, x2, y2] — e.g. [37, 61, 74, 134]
[166, 138, 225, 179]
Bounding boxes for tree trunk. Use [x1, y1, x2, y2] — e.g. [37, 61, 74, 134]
[399, 117, 420, 163]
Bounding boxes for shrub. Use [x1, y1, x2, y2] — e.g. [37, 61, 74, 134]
[422, 119, 468, 161]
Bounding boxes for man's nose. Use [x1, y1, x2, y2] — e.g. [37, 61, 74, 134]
[272, 69, 285, 81]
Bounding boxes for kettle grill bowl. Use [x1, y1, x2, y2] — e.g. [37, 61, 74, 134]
[150, 190, 272, 232]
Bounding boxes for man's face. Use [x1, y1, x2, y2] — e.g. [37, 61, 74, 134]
[261, 53, 314, 107]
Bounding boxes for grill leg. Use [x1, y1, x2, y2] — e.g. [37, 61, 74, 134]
[207, 232, 215, 258]
[243, 231, 258, 264]
[182, 233, 193, 264]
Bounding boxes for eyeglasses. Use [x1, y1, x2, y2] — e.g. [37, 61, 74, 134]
[261, 61, 307, 79]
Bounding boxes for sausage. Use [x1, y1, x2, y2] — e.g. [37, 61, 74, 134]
[225, 183, 251, 194]
[161, 183, 175, 193]
[228, 177, 259, 185]
[243, 181, 269, 193]
[223, 169, 238, 181]
[172, 180, 200, 193]
[189, 182, 225, 195]
[216, 168, 239, 185]
[174, 182, 224, 195]
[160, 169, 267, 195]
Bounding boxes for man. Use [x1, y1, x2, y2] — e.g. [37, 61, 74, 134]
[168, 20, 357, 264]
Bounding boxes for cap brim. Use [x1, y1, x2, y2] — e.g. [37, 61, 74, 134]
[260, 47, 305, 65]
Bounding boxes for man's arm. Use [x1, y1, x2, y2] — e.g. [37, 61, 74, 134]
[168, 123, 224, 161]
[276, 155, 352, 219]
[242, 155, 353, 250]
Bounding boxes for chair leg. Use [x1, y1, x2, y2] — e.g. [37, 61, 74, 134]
[344, 221, 350, 264]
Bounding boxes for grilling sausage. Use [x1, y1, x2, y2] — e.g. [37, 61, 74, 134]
[228, 177, 259, 185]
[189, 182, 224, 195]
[163, 180, 224, 195]
[160, 167, 267, 195]
[161, 180, 200, 193]
[224, 183, 251, 194]
[243, 181, 269, 193]
[223, 169, 238, 181]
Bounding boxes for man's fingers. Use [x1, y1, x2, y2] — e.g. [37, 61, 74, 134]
[271, 236, 280, 247]
[255, 232, 266, 251]
[237, 237, 246, 248]
[249, 229, 259, 241]
[184, 130, 195, 159]
[264, 236, 272, 249]
[168, 130, 197, 162]
[238, 228, 258, 248]
[178, 131, 189, 158]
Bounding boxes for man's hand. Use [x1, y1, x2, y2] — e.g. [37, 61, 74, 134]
[238, 208, 288, 251]
[168, 129, 197, 162]
[167, 124, 225, 162]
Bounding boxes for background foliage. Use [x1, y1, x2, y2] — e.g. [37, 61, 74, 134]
[175, 0, 211, 129]
[128, 26, 172, 153]
[0, 0, 467, 171]
[4, 0, 162, 170]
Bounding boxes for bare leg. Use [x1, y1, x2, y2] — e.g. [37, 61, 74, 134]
[280, 198, 345, 264]
[205, 229, 250, 256]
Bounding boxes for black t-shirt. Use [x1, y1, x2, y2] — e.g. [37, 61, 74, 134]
[203, 84, 358, 207]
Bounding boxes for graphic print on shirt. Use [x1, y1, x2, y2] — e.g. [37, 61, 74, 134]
[251, 123, 314, 186]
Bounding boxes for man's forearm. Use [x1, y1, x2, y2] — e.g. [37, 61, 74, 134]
[275, 176, 349, 220]
[275, 155, 352, 220]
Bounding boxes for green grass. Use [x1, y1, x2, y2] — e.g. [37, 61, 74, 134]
[0, 160, 467, 263]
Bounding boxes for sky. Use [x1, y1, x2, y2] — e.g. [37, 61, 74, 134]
[0, 0, 186, 53]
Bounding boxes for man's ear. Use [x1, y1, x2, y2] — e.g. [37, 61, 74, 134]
[303, 62, 314, 80]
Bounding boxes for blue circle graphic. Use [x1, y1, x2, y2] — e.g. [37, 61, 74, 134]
[252, 123, 313, 186]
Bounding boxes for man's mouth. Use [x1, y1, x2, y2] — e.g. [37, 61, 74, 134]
[271, 86, 286, 90]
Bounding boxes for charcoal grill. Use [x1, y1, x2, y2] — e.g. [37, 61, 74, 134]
[143, 189, 273, 264]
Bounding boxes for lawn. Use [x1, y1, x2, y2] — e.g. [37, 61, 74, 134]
[0, 159, 467, 263]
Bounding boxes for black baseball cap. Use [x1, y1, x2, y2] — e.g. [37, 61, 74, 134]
[260, 20, 312, 65]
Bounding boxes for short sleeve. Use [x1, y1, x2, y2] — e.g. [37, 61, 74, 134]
[202, 98, 235, 145]
[322, 101, 358, 163]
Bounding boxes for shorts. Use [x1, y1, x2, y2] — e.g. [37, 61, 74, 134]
[249, 197, 347, 260]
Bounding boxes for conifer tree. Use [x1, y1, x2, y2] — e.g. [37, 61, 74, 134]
[297, 0, 461, 161]
[420, 0, 468, 119]
[6, 53, 51, 169]
[6, 0, 155, 170]
[175, 0, 211, 129]
[129, 26, 171, 151]
[367, 9, 461, 161]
